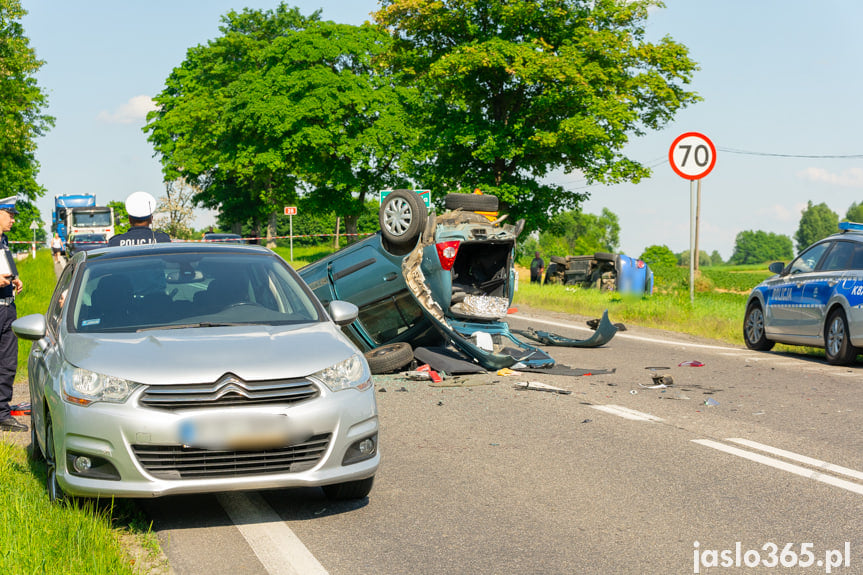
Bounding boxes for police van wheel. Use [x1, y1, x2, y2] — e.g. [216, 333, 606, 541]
[824, 308, 858, 365]
[743, 302, 774, 351]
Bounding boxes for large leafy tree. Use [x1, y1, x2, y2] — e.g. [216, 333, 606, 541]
[795, 201, 838, 252]
[0, 0, 54, 201]
[373, 0, 700, 232]
[729, 230, 794, 265]
[146, 5, 419, 242]
[845, 201, 863, 224]
[639, 244, 677, 269]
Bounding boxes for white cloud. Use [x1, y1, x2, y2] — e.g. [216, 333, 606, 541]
[758, 202, 808, 223]
[797, 167, 863, 188]
[97, 95, 158, 124]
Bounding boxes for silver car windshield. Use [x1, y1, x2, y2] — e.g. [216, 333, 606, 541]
[70, 252, 322, 332]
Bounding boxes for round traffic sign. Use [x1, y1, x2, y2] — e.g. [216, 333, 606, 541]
[669, 132, 716, 180]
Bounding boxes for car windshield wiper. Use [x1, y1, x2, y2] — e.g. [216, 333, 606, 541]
[136, 322, 255, 332]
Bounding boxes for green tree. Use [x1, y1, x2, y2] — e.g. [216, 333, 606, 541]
[374, 0, 700, 233]
[845, 201, 863, 223]
[639, 245, 677, 269]
[108, 200, 129, 235]
[0, 0, 54, 201]
[729, 230, 794, 265]
[538, 208, 620, 257]
[146, 5, 419, 243]
[795, 201, 838, 251]
[6, 201, 45, 253]
[677, 249, 710, 267]
[709, 250, 724, 266]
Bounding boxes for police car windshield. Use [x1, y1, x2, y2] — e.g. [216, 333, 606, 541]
[70, 251, 322, 332]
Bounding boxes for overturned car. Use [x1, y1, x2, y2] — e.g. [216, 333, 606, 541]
[299, 190, 617, 372]
[545, 253, 654, 295]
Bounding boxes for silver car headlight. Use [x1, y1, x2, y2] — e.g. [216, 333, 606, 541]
[313, 354, 372, 392]
[62, 366, 141, 406]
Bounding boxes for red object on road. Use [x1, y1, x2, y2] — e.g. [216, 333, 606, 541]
[678, 360, 705, 367]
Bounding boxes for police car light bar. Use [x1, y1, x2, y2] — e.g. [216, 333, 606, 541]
[839, 221, 863, 232]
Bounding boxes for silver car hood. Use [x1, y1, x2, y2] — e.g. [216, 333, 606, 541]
[60, 322, 359, 385]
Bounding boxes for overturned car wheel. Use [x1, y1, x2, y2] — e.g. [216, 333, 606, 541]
[380, 189, 426, 249]
[364, 342, 414, 374]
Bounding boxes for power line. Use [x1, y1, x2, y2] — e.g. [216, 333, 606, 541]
[717, 147, 863, 159]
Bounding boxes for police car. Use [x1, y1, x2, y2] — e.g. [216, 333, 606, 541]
[743, 221, 863, 364]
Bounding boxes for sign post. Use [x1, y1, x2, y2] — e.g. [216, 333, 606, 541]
[284, 206, 298, 262]
[29, 220, 39, 259]
[669, 132, 716, 302]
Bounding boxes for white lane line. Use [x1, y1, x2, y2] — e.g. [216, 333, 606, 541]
[217, 492, 329, 575]
[727, 438, 863, 481]
[590, 404, 664, 422]
[509, 314, 738, 351]
[692, 440, 863, 496]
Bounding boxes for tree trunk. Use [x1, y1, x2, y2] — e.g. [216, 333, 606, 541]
[345, 215, 359, 244]
[333, 216, 340, 250]
[231, 221, 242, 236]
[267, 211, 277, 249]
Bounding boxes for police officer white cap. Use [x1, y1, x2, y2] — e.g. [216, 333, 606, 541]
[126, 191, 157, 219]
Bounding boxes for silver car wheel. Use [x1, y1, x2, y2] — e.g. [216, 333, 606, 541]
[745, 307, 764, 343]
[827, 315, 846, 357]
[383, 197, 413, 237]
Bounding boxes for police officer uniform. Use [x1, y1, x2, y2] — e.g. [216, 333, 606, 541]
[107, 191, 171, 247]
[0, 196, 26, 431]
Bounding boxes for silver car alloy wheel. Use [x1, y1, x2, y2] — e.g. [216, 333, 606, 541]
[382, 197, 413, 237]
[827, 315, 846, 357]
[745, 307, 764, 343]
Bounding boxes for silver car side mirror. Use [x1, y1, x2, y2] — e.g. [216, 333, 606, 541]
[12, 313, 47, 341]
[329, 300, 359, 326]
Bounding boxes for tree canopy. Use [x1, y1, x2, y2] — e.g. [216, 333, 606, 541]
[639, 244, 677, 269]
[373, 0, 700, 232]
[0, 0, 54, 201]
[845, 201, 863, 224]
[537, 208, 620, 257]
[729, 230, 794, 265]
[795, 201, 838, 252]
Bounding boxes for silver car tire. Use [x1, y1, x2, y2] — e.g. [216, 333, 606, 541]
[379, 189, 426, 248]
[45, 419, 66, 503]
[743, 302, 775, 351]
[825, 308, 858, 365]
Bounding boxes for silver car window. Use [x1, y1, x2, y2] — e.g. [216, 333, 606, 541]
[70, 252, 322, 332]
[788, 242, 831, 275]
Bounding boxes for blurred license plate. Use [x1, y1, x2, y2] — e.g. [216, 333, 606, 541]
[179, 414, 293, 450]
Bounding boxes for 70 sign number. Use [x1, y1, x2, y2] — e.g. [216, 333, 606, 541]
[669, 132, 716, 180]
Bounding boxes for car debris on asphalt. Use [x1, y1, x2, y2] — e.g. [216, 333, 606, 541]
[514, 381, 573, 395]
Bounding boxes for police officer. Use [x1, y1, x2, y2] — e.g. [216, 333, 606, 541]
[107, 191, 171, 247]
[0, 196, 26, 431]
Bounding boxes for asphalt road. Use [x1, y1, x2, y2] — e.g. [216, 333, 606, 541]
[138, 306, 863, 575]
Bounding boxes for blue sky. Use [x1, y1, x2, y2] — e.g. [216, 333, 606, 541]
[20, 1, 863, 259]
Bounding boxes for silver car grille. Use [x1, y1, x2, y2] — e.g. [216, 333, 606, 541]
[131, 434, 331, 479]
[139, 375, 319, 409]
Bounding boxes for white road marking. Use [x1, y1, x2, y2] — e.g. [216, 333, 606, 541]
[727, 438, 863, 481]
[217, 492, 329, 575]
[692, 439, 863, 496]
[590, 404, 664, 422]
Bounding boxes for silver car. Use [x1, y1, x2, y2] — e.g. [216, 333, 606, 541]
[13, 242, 378, 501]
[743, 222, 863, 365]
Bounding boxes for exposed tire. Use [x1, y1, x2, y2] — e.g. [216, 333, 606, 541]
[444, 193, 499, 212]
[364, 342, 414, 374]
[824, 308, 858, 365]
[594, 252, 616, 262]
[29, 423, 44, 462]
[322, 476, 374, 500]
[45, 419, 66, 503]
[379, 189, 426, 248]
[743, 301, 775, 351]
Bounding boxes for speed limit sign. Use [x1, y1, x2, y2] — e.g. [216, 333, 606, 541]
[669, 132, 716, 180]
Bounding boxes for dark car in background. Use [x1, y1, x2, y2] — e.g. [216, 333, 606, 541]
[743, 221, 863, 364]
[65, 233, 107, 258]
[299, 190, 558, 371]
[202, 233, 245, 244]
[544, 252, 654, 295]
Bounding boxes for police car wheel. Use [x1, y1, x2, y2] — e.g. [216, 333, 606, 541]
[743, 302, 774, 351]
[824, 308, 858, 365]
